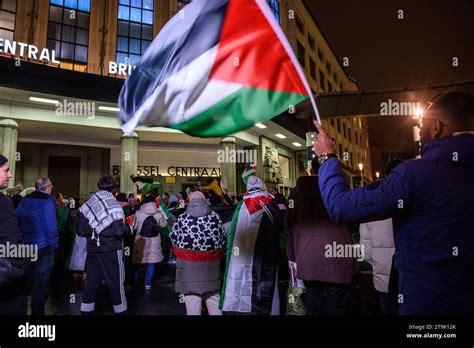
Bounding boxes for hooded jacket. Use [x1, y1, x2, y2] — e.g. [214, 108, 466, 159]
[318, 134, 474, 315]
[170, 197, 226, 262]
[16, 190, 58, 252]
[285, 176, 355, 284]
[132, 201, 167, 264]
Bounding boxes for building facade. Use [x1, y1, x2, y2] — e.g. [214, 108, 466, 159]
[0, 0, 371, 200]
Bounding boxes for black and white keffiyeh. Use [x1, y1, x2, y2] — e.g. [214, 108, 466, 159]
[79, 191, 125, 246]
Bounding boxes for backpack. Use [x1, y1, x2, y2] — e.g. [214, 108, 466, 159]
[139, 215, 159, 238]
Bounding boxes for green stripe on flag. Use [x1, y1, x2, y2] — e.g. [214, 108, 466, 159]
[170, 86, 307, 137]
[219, 200, 244, 310]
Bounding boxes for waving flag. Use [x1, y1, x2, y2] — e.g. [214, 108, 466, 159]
[119, 0, 320, 138]
[242, 162, 257, 184]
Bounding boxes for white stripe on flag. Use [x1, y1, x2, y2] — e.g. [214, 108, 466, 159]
[222, 205, 264, 313]
[122, 46, 242, 135]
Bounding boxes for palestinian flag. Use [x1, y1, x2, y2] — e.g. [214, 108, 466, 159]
[220, 188, 281, 314]
[242, 162, 257, 185]
[158, 199, 173, 236]
[130, 176, 161, 194]
[125, 214, 136, 230]
[119, 0, 317, 138]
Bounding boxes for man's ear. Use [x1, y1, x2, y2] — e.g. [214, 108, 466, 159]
[434, 119, 444, 138]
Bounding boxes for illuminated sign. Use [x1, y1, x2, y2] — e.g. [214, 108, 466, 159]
[0, 38, 60, 64]
[112, 165, 221, 177]
[108, 61, 137, 77]
[167, 166, 221, 177]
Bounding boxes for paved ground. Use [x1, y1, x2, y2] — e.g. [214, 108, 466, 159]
[41, 263, 186, 315]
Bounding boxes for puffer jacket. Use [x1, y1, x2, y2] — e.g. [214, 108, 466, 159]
[170, 198, 226, 262]
[132, 202, 167, 264]
[359, 218, 395, 293]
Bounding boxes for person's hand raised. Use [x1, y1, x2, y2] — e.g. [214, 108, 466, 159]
[313, 121, 336, 156]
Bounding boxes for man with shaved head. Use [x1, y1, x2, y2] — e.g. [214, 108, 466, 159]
[16, 176, 58, 315]
[314, 91, 474, 315]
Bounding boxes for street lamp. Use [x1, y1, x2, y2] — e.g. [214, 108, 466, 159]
[358, 163, 363, 186]
[375, 171, 380, 179]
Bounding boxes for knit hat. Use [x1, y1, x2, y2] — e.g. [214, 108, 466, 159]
[0, 154, 7, 166]
[247, 176, 264, 191]
[169, 194, 178, 203]
[189, 191, 205, 201]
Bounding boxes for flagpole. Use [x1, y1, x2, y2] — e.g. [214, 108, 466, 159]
[308, 92, 321, 125]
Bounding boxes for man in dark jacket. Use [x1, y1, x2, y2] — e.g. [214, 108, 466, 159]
[314, 91, 474, 315]
[285, 158, 356, 315]
[16, 176, 58, 315]
[0, 155, 29, 315]
[78, 175, 127, 315]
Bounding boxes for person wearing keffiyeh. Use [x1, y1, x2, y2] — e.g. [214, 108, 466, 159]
[77, 175, 128, 315]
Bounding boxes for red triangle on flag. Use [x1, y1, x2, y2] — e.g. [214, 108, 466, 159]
[209, 0, 307, 95]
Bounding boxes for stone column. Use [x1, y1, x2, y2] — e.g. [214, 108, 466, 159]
[120, 132, 139, 195]
[0, 119, 19, 188]
[219, 137, 237, 197]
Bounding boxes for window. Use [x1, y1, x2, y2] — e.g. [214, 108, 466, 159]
[336, 119, 341, 133]
[328, 81, 333, 93]
[278, 155, 290, 180]
[326, 61, 331, 74]
[343, 122, 346, 138]
[116, 0, 153, 68]
[0, 0, 16, 42]
[338, 144, 343, 158]
[319, 69, 326, 90]
[267, 0, 280, 23]
[295, 14, 303, 32]
[330, 119, 334, 127]
[309, 57, 316, 80]
[307, 34, 315, 49]
[355, 131, 359, 145]
[317, 47, 323, 61]
[178, 0, 192, 9]
[350, 152, 353, 166]
[47, 0, 90, 71]
[297, 40, 305, 68]
[348, 129, 352, 142]
[340, 82, 343, 91]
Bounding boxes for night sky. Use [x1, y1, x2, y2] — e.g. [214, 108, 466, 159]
[304, 0, 474, 90]
[303, 0, 474, 157]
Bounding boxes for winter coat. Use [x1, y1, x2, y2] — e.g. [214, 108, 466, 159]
[285, 176, 355, 284]
[170, 199, 226, 260]
[359, 218, 395, 293]
[170, 198, 226, 294]
[77, 213, 125, 253]
[0, 193, 28, 288]
[318, 133, 474, 315]
[132, 202, 167, 264]
[16, 190, 58, 252]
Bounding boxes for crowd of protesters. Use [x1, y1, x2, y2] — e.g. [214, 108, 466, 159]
[0, 91, 473, 316]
